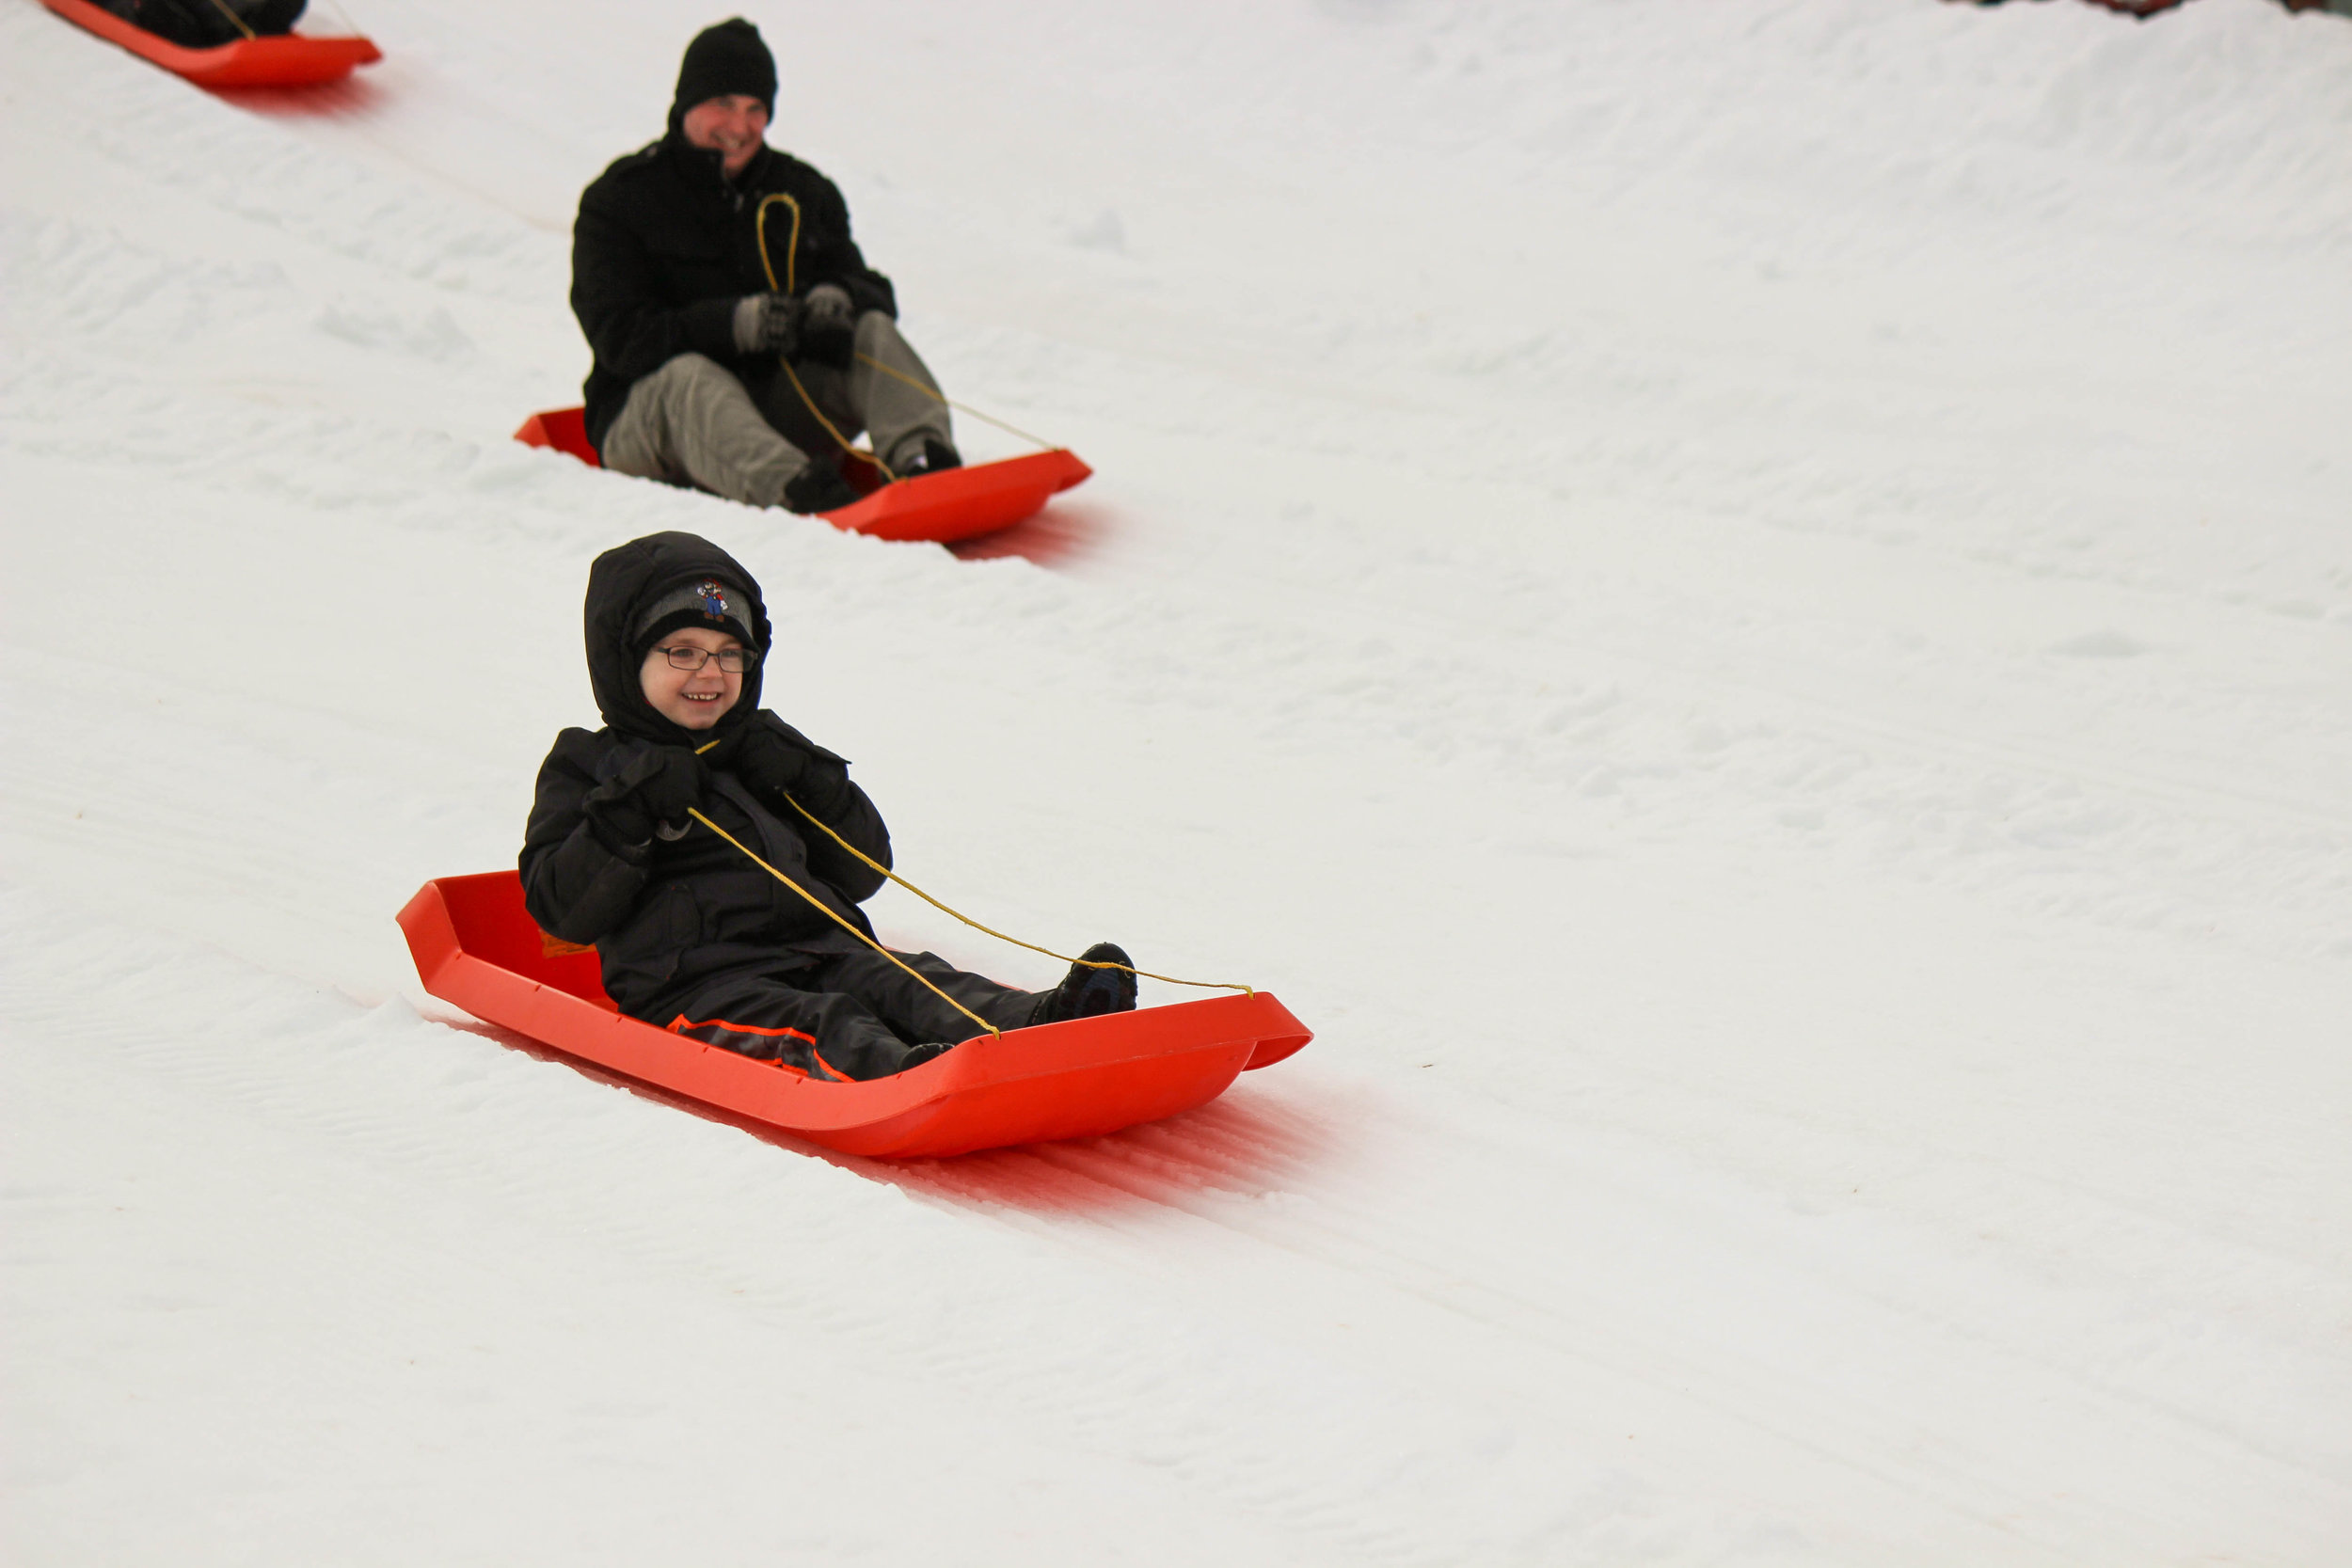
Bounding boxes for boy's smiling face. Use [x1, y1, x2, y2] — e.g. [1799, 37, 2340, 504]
[640, 624, 745, 730]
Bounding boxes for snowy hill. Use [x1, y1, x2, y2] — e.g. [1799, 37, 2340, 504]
[4, 1, 2348, 1562]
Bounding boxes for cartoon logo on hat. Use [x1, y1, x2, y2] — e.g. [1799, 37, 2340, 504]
[692, 579, 732, 621]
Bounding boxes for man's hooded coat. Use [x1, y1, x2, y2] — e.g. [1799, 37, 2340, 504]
[519, 531, 892, 1016]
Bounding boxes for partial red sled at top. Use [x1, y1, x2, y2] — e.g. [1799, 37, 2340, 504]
[398, 872, 1311, 1159]
[40, 0, 381, 87]
[516, 406, 1091, 546]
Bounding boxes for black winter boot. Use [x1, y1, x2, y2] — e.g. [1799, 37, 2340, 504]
[1029, 943, 1137, 1027]
[896, 1040, 956, 1072]
[781, 463, 861, 515]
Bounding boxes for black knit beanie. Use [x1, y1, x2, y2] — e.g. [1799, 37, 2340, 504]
[673, 18, 777, 121]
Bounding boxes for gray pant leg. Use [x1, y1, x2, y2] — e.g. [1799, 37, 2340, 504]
[781, 313, 957, 475]
[853, 312, 956, 469]
[600, 353, 813, 507]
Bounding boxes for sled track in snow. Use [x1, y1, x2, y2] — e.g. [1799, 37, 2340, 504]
[11, 875, 2346, 1564]
[894, 1085, 2352, 1536]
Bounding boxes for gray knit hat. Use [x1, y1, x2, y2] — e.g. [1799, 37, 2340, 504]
[633, 576, 757, 654]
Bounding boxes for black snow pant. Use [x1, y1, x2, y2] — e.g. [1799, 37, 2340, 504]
[102, 0, 306, 45]
[650, 949, 1041, 1082]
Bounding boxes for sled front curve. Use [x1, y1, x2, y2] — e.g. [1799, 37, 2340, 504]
[397, 872, 1310, 1159]
[825, 449, 1092, 543]
[40, 0, 382, 87]
[512, 406, 1089, 545]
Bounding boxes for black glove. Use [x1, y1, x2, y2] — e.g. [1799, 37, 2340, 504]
[581, 746, 706, 851]
[727, 721, 852, 815]
[728, 721, 817, 800]
[731, 293, 803, 358]
[799, 283, 857, 368]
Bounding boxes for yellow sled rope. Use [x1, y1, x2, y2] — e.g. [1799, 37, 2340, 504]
[775, 792, 1253, 998]
[683, 803, 1003, 1041]
[753, 193, 1064, 484]
[681, 741, 1254, 1043]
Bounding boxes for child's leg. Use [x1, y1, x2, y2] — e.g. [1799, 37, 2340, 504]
[810, 949, 1041, 1047]
[658, 972, 935, 1082]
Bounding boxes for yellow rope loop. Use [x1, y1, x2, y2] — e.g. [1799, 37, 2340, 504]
[683, 807, 1002, 1040]
[779, 794, 1255, 998]
[755, 193, 898, 484]
[753, 191, 801, 294]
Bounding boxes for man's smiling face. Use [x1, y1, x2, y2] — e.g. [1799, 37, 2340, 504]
[680, 93, 769, 178]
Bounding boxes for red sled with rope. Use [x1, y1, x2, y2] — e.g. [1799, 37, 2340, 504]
[398, 872, 1311, 1159]
[525, 187, 1091, 545]
[514, 406, 1090, 546]
[40, 0, 381, 88]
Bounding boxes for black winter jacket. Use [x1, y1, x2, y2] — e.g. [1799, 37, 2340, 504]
[518, 532, 893, 1017]
[571, 128, 898, 450]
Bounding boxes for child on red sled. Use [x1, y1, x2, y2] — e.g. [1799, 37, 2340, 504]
[520, 531, 1132, 1080]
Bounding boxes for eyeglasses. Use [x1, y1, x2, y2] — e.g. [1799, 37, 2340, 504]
[654, 644, 758, 673]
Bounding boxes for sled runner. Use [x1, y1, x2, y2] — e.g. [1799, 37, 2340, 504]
[397, 872, 1311, 1159]
[40, 0, 381, 88]
[514, 406, 1090, 545]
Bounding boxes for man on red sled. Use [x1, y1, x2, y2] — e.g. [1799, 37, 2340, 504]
[570, 19, 961, 515]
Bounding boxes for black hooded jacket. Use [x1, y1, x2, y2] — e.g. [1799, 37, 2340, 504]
[571, 120, 898, 451]
[519, 532, 893, 1016]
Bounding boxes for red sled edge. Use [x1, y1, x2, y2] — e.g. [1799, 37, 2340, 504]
[820, 449, 1092, 544]
[511, 405, 1088, 545]
[397, 872, 1310, 1159]
[41, 0, 381, 87]
[515, 407, 600, 467]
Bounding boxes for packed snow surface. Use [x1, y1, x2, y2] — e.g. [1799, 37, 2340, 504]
[5, 1, 2349, 1562]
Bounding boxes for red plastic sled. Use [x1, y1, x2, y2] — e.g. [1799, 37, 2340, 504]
[397, 872, 1311, 1159]
[40, 0, 381, 87]
[514, 405, 1090, 545]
